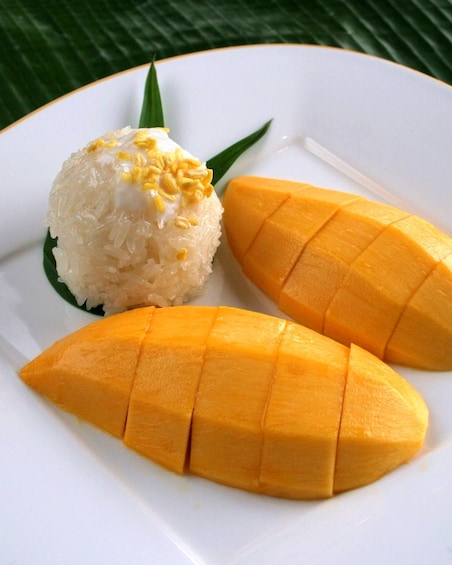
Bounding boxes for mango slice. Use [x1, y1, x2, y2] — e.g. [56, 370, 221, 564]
[243, 186, 360, 301]
[222, 176, 308, 263]
[19, 307, 153, 437]
[385, 254, 452, 370]
[334, 344, 429, 493]
[223, 176, 452, 370]
[324, 214, 452, 358]
[190, 307, 285, 491]
[259, 322, 349, 499]
[279, 198, 409, 333]
[123, 306, 216, 473]
[19, 305, 429, 500]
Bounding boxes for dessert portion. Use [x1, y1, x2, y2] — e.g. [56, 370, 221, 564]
[222, 176, 452, 370]
[47, 127, 223, 315]
[20, 305, 428, 500]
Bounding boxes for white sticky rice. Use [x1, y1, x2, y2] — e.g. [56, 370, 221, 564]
[47, 127, 223, 315]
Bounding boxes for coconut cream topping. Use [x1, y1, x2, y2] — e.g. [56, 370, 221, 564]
[85, 127, 214, 229]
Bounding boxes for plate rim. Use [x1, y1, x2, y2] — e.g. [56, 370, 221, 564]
[3, 42, 451, 135]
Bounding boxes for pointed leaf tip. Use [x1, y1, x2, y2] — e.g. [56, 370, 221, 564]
[139, 58, 165, 128]
[207, 119, 272, 192]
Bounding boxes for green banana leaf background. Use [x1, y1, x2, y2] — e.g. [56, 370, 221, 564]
[1, 0, 451, 130]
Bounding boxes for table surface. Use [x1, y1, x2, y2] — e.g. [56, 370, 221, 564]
[1, 0, 451, 130]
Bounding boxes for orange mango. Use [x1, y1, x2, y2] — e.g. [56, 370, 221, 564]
[123, 306, 216, 473]
[279, 198, 409, 333]
[334, 344, 429, 492]
[19, 305, 428, 500]
[243, 185, 360, 302]
[223, 176, 452, 370]
[259, 322, 349, 499]
[222, 176, 307, 263]
[385, 254, 452, 369]
[190, 307, 286, 491]
[19, 307, 153, 437]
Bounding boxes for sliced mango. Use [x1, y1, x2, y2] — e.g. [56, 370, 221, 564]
[123, 306, 217, 473]
[385, 254, 452, 370]
[19, 305, 429, 499]
[222, 176, 308, 263]
[223, 176, 452, 370]
[243, 185, 360, 301]
[334, 344, 429, 493]
[190, 307, 286, 491]
[324, 214, 452, 358]
[279, 199, 409, 332]
[259, 322, 349, 499]
[19, 307, 153, 437]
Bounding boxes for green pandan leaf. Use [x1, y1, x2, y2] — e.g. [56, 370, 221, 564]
[43, 230, 104, 316]
[207, 119, 272, 190]
[139, 58, 164, 128]
[43, 60, 271, 315]
[138, 60, 272, 190]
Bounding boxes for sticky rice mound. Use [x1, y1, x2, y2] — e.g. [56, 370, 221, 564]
[47, 127, 223, 315]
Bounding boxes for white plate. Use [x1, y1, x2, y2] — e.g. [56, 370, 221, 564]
[1, 45, 451, 564]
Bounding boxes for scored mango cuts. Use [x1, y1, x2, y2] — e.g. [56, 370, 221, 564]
[20, 305, 428, 500]
[222, 176, 452, 370]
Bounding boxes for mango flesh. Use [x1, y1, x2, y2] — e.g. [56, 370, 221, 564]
[190, 307, 286, 491]
[243, 186, 361, 302]
[259, 322, 349, 499]
[385, 254, 452, 369]
[222, 176, 309, 263]
[223, 176, 452, 370]
[20, 305, 428, 500]
[325, 215, 452, 359]
[123, 306, 217, 473]
[279, 199, 409, 333]
[334, 344, 429, 492]
[19, 307, 153, 438]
